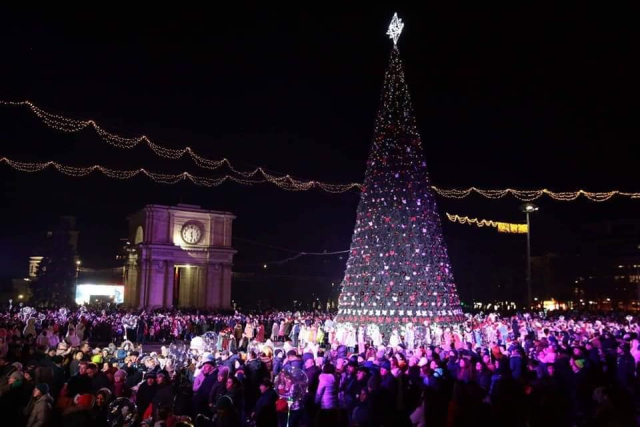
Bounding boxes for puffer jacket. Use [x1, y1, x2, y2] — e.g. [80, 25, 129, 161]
[25, 393, 53, 427]
[315, 373, 339, 409]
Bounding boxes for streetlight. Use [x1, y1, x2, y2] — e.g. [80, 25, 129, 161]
[520, 203, 539, 308]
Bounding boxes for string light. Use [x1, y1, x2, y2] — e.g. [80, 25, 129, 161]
[3, 101, 639, 200]
[0, 156, 311, 190]
[446, 213, 498, 228]
[431, 186, 640, 202]
[446, 213, 528, 234]
[0, 100, 362, 193]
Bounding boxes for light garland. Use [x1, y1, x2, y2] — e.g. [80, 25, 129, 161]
[446, 213, 528, 234]
[446, 213, 498, 228]
[2, 102, 638, 201]
[0, 100, 362, 193]
[0, 156, 326, 191]
[3, 153, 640, 201]
[432, 186, 640, 202]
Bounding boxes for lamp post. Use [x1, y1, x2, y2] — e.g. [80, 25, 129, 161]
[75, 260, 81, 285]
[520, 203, 539, 308]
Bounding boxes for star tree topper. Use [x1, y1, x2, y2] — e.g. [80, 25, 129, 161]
[386, 13, 404, 45]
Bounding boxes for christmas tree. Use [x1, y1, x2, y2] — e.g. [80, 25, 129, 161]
[336, 15, 464, 340]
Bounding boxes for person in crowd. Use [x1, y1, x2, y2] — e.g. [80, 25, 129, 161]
[112, 368, 131, 398]
[91, 388, 111, 427]
[192, 360, 216, 417]
[244, 350, 267, 412]
[24, 383, 53, 427]
[136, 372, 157, 420]
[86, 363, 112, 394]
[2, 306, 640, 427]
[66, 361, 91, 398]
[252, 379, 277, 427]
[61, 393, 94, 427]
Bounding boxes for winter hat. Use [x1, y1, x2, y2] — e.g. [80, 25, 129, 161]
[218, 366, 230, 379]
[202, 353, 216, 364]
[302, 352, 314, 364]
[35, 383, 49, 395]
[574, 359, 585, 369]
[12, 362, 23, 371]
[10, 371, 24, 382]
[114, 369, 128, 380]
[75, 393, 94, 407]
[357, 366, 370, 374]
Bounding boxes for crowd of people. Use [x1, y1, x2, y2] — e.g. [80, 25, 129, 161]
[0, 304, 639, 426]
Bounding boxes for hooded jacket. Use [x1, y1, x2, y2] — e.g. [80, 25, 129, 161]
[24, 393, 53, 427]
[315, 373, 339, 409]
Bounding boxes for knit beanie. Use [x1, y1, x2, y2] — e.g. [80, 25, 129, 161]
[574, 359, 585, 369]
[35, 383, 49, 395]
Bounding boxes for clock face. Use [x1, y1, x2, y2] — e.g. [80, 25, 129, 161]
[181, 223, 203, 244]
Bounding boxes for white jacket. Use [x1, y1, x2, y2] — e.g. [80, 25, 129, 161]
[315, 373, 339, 409]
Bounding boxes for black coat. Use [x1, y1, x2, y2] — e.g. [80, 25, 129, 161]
[305, 365, 321, 395]
[152, 382, 175, 412]
[209, 380, 227, 406]
[253, 388, 278, 427]
[125, 364, 143, 388]
[344, 377, 367, 412]
[136, 382, 157, 417]
[616, 353, 636, 389]
[245, 359, 267, 389]
[67, 373, 92, 398]
[90, 372, 112, 394]
[380, 373, 398, 403]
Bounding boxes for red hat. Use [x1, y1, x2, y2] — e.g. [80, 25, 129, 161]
[75, 394, 94, 408]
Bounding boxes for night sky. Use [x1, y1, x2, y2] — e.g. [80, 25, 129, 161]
[0, 7, 638, 305]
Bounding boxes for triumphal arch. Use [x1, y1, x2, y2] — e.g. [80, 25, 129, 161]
[124, 204, 236, 309]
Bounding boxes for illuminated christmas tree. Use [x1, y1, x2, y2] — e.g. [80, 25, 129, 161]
[337, 15, 464, 339]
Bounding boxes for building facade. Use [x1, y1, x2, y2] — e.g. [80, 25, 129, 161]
[124, 204, 236, 309]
